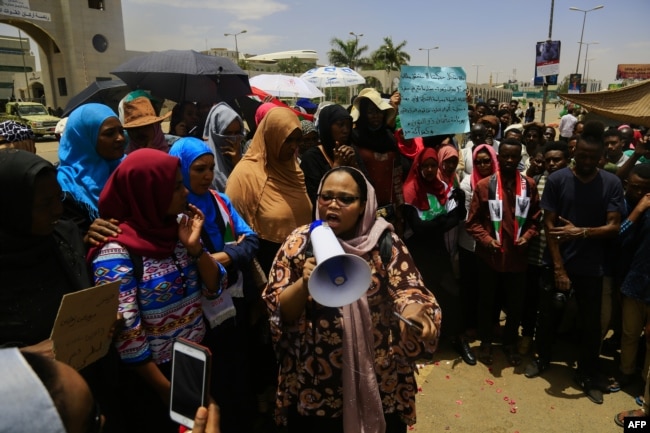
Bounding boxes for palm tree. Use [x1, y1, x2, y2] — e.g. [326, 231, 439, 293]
[328, 37, 369, 70]
[371, 37, 410, 71]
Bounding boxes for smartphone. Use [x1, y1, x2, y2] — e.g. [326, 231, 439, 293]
[169, 339, 212, 429]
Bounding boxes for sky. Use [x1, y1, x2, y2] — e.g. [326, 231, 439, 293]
[1, 0, 649, 87]
[117, 0, 650, 86]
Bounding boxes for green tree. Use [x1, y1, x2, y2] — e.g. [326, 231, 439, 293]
[276, 57, 311, 75]
[371, 37, 410, 71]
[328, 37, 369, 69]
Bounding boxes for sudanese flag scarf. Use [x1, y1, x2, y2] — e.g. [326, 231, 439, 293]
[487, 171, 530, 244]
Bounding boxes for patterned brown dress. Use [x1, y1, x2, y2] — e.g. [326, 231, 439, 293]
[263, 224, 442, 426]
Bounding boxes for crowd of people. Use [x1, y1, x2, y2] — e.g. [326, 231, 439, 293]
[1, 84, 649, 432]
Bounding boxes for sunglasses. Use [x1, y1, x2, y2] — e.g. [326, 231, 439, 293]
[317, 194, 360, 207]
[474, 158, 493, 166]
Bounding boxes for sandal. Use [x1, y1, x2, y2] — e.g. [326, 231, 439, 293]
[614, 409, 646, 427]
[503, 345, 522, 367]
[478, 344, 493, 366]
[636, 396, 645, 407]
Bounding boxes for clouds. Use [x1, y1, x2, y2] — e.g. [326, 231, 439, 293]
[127, 0, 288, 20]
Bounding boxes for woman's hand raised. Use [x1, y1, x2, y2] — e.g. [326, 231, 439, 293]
[178, 203, 205, 255]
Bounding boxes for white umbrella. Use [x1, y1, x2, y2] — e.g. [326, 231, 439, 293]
[300, 66, 366, 88]
[249, 74, 324, 98]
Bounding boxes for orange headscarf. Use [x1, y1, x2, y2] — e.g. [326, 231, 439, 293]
[225, 107, 312, 243]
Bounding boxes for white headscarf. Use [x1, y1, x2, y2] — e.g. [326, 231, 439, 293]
[0, 348, 66, 433]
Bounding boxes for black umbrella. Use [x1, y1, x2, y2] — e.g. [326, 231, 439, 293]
[110, 50, 251, 104]
[62, 79, 130, 117]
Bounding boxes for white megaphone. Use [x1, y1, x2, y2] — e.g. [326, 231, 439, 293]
[308, 220, 372, 307]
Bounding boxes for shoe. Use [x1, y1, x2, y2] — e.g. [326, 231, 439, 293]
[575, 375, 604, 404]
[452, 338, 477, 366]
[503, 345, 522, 367]
[614, 409, 646, 427]
[616, 373, 636, 389]
[524, 358, 549, 378]
[517, 336, 533, 356]
[477, 344, 493, 366]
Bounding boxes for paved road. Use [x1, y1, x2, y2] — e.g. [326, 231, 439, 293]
[36, 138, 59, 164]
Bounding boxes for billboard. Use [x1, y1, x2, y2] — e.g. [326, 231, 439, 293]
[568, 74, 582, 94]
[535, 40, 561, 77]
[616, 64, 650, 80]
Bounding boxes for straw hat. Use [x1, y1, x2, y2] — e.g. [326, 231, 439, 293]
[122, 96, 171, 129]
[350, 88, 395, 123]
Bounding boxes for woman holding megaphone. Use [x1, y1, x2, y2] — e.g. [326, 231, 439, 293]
[263, 166, 441, 433]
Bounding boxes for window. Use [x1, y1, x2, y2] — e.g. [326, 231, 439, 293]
[88, 0, 105, 10]
[92, 34, 108, 53]
[57, 78, 67, 96]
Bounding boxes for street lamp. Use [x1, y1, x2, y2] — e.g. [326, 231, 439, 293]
[349, 32, 364, 70]
[586, 57, 596, 90]
[579, 41, 598, 79]
[418, 46, 439, 68]
[491, 70, 503, 86]
[224, 30, 247, 64]
[569, 5, 604, 74]
[471, 64, 484, 85]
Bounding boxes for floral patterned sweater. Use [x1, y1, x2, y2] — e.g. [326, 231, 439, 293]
[263, 224, 441, 426]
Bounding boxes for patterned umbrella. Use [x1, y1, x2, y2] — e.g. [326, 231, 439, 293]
[300, 66, 366, 88]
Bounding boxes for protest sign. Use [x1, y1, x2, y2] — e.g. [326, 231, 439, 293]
[398, 66, 469, 139]
[50, 281, 120, 370]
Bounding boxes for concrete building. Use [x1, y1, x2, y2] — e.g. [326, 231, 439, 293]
[0, 0, 138, 111]
[0, 34, 37, 101]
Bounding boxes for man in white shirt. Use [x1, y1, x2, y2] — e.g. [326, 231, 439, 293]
[558, 105, 578, 142]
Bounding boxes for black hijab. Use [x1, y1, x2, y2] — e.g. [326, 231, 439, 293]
[352, 98, 398, 153]
[318, 104, 352, 160]
[0, 149, 89, 346]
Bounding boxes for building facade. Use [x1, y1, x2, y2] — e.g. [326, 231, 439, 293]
[0, 0, 137, 110]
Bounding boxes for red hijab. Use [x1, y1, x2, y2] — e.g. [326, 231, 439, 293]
[93, 148, 182, 260]
[470, 144, 498, 189]
[403, 147, 448, 210]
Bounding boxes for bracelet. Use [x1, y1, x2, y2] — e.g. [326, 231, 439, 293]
[189, 248, 205, 260]
[582, 228, 588, 238]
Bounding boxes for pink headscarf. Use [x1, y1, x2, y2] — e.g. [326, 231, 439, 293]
[470, 144, 498, 189]
[254, 102, 279, 126]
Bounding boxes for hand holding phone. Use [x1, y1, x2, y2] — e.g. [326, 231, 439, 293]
[170, 339, 212, 429]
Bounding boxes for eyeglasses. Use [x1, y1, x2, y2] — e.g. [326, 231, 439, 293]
[317, 194, 360, 207]
[474, 158, 493, 166]
[85, 400, 103, 433]
[218, 133, 245, 143]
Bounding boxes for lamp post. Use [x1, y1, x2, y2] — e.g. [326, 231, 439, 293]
[224, 30, 247, 64]
[418, 46, 439, 68]
[491, 70, 503, 86]
[579, 41, 598, 79]
[570, 5, 604, 74]
[471, 64, 484, 85]
[349, 31, 363, 70]
[586, 57, 596, 91]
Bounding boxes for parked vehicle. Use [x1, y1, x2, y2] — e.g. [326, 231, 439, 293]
[0, 102, 60, 137]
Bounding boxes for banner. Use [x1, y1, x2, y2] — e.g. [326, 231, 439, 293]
[535, 41, 561, 77]
[568, 74, 582, 94]
[616, 64, 650, 80]
[398, 66, 469, 139]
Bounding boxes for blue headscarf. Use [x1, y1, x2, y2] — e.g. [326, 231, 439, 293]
[57, 103, 123, 220]
[169, 137, 224, 248]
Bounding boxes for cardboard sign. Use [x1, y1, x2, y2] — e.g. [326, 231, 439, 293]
[399, 66, 469, 139]
[50, 281, 120, 370]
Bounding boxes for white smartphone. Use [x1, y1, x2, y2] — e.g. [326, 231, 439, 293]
[169, 338, 212, 429]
